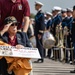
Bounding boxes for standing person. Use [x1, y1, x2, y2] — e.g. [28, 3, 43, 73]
[51, 6, 62, 60]
[0, 0, 30, 32]
[70, 5, 75, 73]
[45, 12, 52, 31]
[61, 9, 69, 63]
[45, 12, 52, 58]
[51, 6, 62, 36]
[66, 8, 73, 63]
[34, 1, 45, 63]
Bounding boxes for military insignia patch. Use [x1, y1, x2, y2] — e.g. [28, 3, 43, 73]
[18, 4, 22, 10]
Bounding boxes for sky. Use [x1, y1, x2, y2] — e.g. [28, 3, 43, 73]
[28, 0, 75, 14]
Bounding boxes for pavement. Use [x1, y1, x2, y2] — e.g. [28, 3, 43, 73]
[31, 58, 75, 75]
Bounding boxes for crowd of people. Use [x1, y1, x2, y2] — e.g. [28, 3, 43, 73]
[28, 1, 74, 63]
[0, 0, 75, 75]
[27, 1, 75, 73]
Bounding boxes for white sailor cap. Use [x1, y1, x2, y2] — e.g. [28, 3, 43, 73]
[46, 12, 52, 16]
[67, 8, 73, 12]
[61, 9, 67, 13]
[35, 1, 44, 6]
[52, 6, 62, 11]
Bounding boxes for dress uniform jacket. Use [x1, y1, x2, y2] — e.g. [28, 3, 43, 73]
[52, 14, 62, 36]
[34, 10, 45, 35]
[66, 17, 73, 47]
[67, 17, 73, 30]
[46, 19, 52, 30]
[62, 17, 68, 28]
[0, 32, 32, 75]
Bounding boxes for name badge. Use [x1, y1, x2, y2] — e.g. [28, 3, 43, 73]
[18, 4, 22, 10]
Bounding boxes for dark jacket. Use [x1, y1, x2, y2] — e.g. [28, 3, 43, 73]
[67, 17, 73, 29]
[72, 19, 75, 43]
[0, 32, 31, 47]
[52, 14, 62, 27]
[34, 10, 45, 35]
[62, 17, 68, 28]
[46, 19, 52, 30]
[51, 14, 62, 36]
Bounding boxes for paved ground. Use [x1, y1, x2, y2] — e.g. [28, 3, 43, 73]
[31, 58, 75, 75]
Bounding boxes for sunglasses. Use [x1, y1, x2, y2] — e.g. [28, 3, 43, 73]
[11, 23, 18, 26]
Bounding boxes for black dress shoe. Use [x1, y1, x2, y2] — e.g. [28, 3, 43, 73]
[70, 70, 75, 73]
[46, 55, 50, 59]
[33, 60, 39, 63]
[51, 57, 55, 60]
[39, 59, 44, 63]
[34, 59, 44, 63]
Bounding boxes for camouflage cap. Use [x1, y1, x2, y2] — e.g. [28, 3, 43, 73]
[4, 16, 19, 25]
